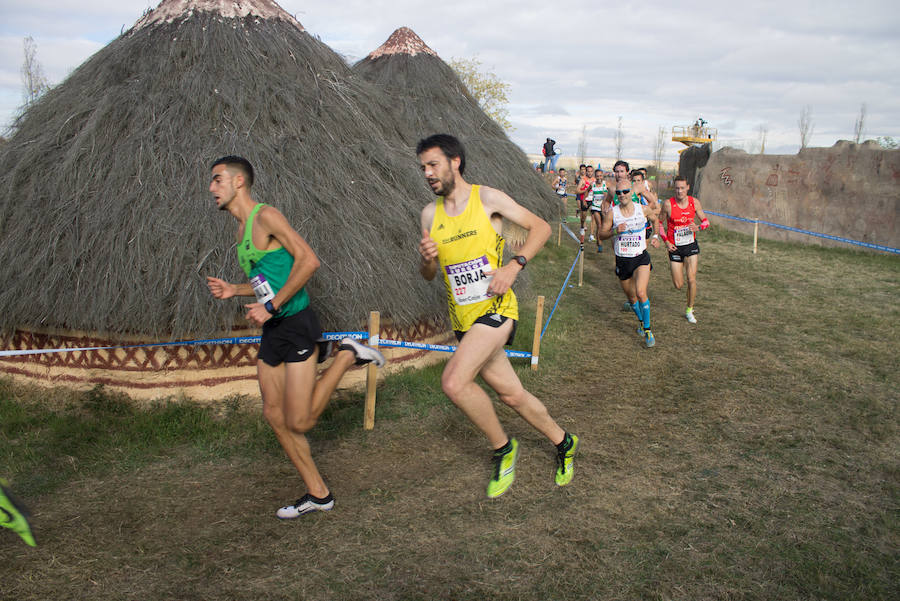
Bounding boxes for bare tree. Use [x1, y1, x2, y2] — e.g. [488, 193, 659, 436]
[756, 124, 768, 154]
[21, 36, 50, 107]
[576, 124, 587, 165]
[653, 127, 666, 170]
[614, 116, 624, 160]
[853, 103, 867, 144]
[798, 105, 814, 149]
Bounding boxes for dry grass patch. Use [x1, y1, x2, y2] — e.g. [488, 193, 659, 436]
[1, 229, 897, 600]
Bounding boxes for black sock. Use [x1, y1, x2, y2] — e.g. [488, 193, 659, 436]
[556, 432, 572, 453]
[493, 439, 513, 456]
[309, 492, 333, 503]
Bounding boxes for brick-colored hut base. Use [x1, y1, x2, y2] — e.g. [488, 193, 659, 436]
[0, 317, 452, 401]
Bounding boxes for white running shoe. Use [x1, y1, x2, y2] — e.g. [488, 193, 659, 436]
[276, 493, 334, 519]
[588, 234, 596, 241]
[338, 338, 386, 367]
[686, 310, 698, 324]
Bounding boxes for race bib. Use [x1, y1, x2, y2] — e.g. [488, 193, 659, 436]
[250, 274, 275, 304]
[675, 226, 695, 246]
[556, 186, 567, 196]
[445, 256, 493, 306]
[615, 233, 644, 258]
[590, 186, 606, 209]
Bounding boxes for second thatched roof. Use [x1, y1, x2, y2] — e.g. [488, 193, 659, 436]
[353, 27, 558, 223]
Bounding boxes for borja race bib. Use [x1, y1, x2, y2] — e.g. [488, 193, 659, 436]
[445, 255, 493, 306]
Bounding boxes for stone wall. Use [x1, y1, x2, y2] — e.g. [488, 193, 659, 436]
[691, 141, 899, 250]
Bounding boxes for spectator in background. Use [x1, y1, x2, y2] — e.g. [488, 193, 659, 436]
[548, 144, 560, 173]
[542, 138, 557, 173]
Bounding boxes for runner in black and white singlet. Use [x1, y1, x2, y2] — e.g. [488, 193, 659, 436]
[598, 178, 661, 347]
[551, 168, 568, 224]
[589, 167, 608, 253]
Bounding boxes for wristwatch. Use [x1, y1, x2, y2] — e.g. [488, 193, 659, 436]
[512, 255, 527, 269]
[264, 300, 278, 315]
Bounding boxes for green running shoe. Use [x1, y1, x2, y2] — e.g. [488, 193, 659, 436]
[0, 478, 36, 547]
[555, 434, 579, 486]
[487, 439, 518, 498]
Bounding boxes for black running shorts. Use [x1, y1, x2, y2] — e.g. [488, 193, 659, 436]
[454, 313, 517, 347]
[258, 307, 328, 367]
[614, 250, 652, 281]
[668, 241, 700, 263]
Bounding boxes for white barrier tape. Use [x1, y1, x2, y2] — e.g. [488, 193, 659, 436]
[378, 338, 531, 359]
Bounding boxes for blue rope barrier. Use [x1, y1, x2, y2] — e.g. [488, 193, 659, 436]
[706, 210, 900, 255]
[378, 338, 531, 359]
[0, 331, 369, 358]
[540, 247, 583, 340]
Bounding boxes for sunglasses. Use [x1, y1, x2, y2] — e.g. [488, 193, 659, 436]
[615, 189, 631, 195]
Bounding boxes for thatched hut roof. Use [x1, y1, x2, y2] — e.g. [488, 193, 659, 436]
[0, 0, 446, 338]
[353, 27, 557, 221]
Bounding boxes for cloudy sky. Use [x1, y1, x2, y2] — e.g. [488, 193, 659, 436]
[1, 0, 898, 164]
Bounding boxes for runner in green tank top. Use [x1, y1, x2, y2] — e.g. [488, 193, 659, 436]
[206, 156, 385, 520]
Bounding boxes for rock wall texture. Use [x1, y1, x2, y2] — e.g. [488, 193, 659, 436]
[692, 141, 899, 250]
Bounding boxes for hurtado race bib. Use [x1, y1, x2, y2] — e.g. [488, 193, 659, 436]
[445, 255, 493, 306]
[250, 274, 275, 304]
[615, 232, 644, 257]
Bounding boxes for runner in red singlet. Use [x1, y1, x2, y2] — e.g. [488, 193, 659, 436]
[660, 176, 709, 323]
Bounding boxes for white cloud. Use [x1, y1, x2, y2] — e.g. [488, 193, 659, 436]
[0, 0, 898, 160]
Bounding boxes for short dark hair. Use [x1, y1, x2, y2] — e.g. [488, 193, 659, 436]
[674, 175, 688, 184]
[613, 160, 630, 172]
[416, 134, 466, 175]
[630, 169, 644, 179]
[211, 155, 255, 187]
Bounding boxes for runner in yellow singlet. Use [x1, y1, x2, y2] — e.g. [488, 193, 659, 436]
[416, 134, 578, 499]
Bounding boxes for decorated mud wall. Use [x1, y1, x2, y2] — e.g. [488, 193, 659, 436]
[692, 141, 899, 250]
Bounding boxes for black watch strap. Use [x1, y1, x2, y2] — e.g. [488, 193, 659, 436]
[513, 255, 527, 269]
[264, 300, 277, 315]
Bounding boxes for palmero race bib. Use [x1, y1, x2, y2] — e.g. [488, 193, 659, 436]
[675, 226, 695, 246]
[445, 256, 493, 306]
[250, 274, 275, 304]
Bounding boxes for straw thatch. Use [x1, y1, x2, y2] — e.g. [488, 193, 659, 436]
[0, 0, 446, 339]
[353, 27, 558, 222]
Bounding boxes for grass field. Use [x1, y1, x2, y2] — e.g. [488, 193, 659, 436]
[1, 224, 898, 600]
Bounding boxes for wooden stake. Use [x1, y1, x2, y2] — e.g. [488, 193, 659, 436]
[364, 311, 379, 430]
[578, 245, 585, 286]
[753, 218, 759, 254]
[531, 296, 544, 371]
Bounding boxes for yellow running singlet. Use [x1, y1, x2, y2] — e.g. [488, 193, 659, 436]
[431, 185, 518, 332]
